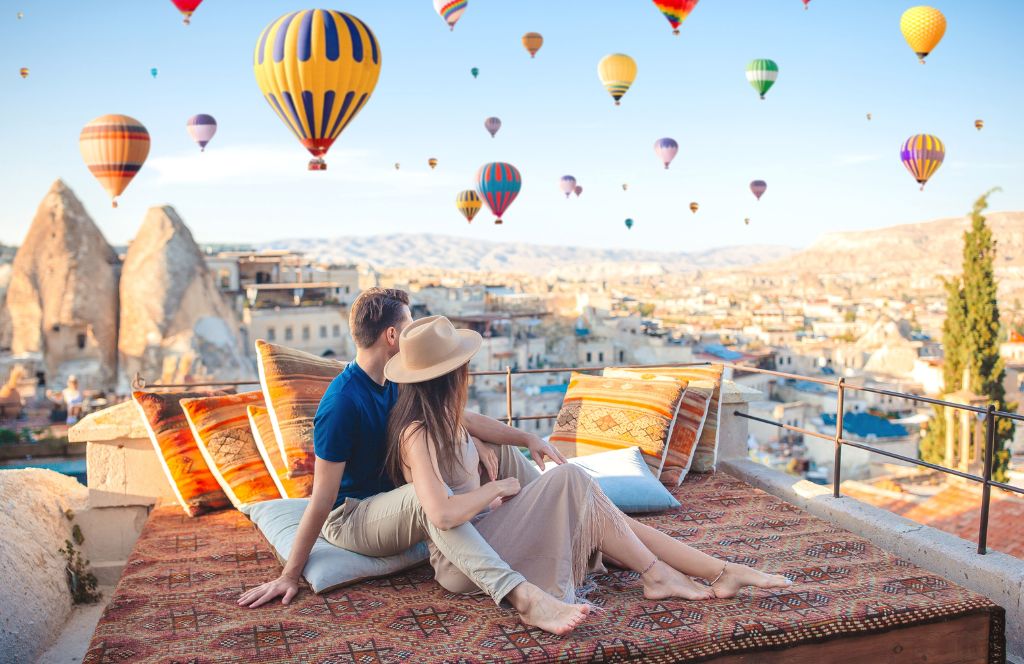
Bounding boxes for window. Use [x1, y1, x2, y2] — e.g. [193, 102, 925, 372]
[332, 324, 341, 337]
[619, 350, 625, 362]
[76, 333, 87, 350]
[302, 326, 310, 341]
[598, 352, 604, 363]
[267, 327, 276, 341]
[285, 327, 293, 341]
[586, 352, 592, 362]
[320, 325, 327, 338]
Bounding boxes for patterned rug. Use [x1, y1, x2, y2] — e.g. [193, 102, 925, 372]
[84, 472, 1005, 663]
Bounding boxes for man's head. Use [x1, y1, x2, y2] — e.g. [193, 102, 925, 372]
[349, 288, 412, 356]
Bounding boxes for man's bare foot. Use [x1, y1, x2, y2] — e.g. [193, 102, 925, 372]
[642, 561, 715, 601]
[710, 562, 792, 599]
[508, 582, 590, 636]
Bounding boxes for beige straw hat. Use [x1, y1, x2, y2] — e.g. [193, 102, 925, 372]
[384, 315, 482, 384]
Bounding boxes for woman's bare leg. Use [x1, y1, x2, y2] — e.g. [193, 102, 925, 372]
[625, 519, 792, 598]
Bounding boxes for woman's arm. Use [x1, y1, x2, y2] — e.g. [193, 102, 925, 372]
[462, 409, 567, 470]
[403, 426, 520, 530]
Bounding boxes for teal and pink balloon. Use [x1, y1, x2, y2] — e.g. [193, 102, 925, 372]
[654, 137, 678, 169]
[750, 179, 767, 200]
[150, 67, 158, 79]
[745, 59, 777, 100]
[559, 175, 577, 198]
[900, 134, 945, 191]
[484, 116, 501, 138]
[476, 162, 522, 225]
[471, 67, 479, 79]
[574, 185, 583, 198]
[186, 114, 217, 152]
[625, 218, 634, 230]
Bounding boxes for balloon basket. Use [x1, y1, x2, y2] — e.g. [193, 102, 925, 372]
[308, 158, 327, 171]
[111, 200, 118, 209]
[183, 17, 191, 25]
[494, 219, 503, 225]
[614, 100, 621, 106]
[673, 29, 680, 36]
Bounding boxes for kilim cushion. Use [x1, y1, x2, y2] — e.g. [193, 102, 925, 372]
[133, 390, 231, 517]
[180, 391, 283, 510]
[255, 339, 347, 478]
[247, 404, 313, 498]
[606, 364, 724, 472]
[549, 372, 684, 477]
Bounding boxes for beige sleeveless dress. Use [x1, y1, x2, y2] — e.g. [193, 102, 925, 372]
[429, 433, 625, 604]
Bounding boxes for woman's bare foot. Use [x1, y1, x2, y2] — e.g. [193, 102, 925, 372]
[710, 562, 792, 599]
[508, 582, 590, 636]
[642, 561, 715, 601]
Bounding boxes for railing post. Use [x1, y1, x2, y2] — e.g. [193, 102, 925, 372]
[833, 377, 845, 498]
[505, 366, 513, 427]
[978, 405, 996, 554]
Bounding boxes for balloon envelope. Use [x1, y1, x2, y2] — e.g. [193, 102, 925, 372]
[625, 218, 634, 230]
[574, 185, 583, 197]
[900, 6, 946, 63]
[746, 59, 777, 99]
[79, 114, 150, 207]
[456, 189, 482, 223]
[19, 67, 28, 79]
[471, 67, 479, 78]
[186, 114, 217, 151]
[559, 175, 577, 198]
[434, 0, 467, 31]
[477, 162, 522, 224]
[651, 0, 699, 35]
[750, 180, 767, 200]
[253, 10, 382, 171]
[150, 67, 158, 78]
[690, 202, 699, 214]
[598, 53, 637, 106]
[428, 158, 438, 169]
[170, 0, 203, 25]
[484, 116, 501, 138]
[654, 137, 678, 169]
[975, 119, 984, 131]
[900, 134, 945, 190]
[522, 32, 543, 58]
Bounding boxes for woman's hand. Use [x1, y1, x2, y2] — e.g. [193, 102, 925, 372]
[493, 477, 521, 501]
[471, 436, 499, 481]
[237, 573, 299, 608]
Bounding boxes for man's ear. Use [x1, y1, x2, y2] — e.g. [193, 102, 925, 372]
[387, 326, 398, 345]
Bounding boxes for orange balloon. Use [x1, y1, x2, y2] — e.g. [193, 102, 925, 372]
[79, 114, 150, 207]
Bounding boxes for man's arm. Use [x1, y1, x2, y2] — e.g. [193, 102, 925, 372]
[462, 409, 566, 470]
[238, 456, 344, 607]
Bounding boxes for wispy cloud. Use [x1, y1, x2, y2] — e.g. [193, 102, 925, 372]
[947, 160, 1022, 171]
[834, 153, 882, 166]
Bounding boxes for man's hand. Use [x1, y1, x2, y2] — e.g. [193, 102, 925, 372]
[237, 574, 300, 608]
[524, 433, 566, 471]
[471, 435, 499, 482]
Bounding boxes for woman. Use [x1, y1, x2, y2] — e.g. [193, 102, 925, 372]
[47, 375, 85, 425]
[384, 316, 791, 620]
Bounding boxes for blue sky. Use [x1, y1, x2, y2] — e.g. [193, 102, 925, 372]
[1, 0, 1022, 251]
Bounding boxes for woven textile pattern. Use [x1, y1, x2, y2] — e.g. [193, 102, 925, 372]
[133, 391, 231, 517]
[85, 473, 1004, 664]
[247, 405, 314, 498]
[180, 391, 282, 510]
[660, 387, 711, 486]
[255, 340, 347, 477]
[550, 372, 683, 476]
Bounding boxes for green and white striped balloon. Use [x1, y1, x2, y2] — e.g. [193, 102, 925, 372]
[745, 59, 778, 100]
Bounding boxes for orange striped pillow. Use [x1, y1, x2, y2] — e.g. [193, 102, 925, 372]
[607, 365, 724, 473]
[247, 404, 313, 498]
[255, 340, 347, 477]
[133, 391, 231, 517]
[549, 372, 684, 477]
[180, 391, 282, 510]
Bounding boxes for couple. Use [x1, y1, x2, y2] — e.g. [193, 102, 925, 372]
[239, 288, 790, 635]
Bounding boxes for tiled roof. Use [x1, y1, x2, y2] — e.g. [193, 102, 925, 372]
[823, 412, 908, 438]
[841, 480, 1024, 559]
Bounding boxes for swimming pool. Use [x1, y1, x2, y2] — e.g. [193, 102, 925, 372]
[0, 456, 87, 485]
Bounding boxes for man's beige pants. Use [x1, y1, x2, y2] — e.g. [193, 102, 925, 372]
[321, 443, 541, 604]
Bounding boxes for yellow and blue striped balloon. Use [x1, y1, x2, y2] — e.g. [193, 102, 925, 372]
[900, 134, 944, 191]
[253, 10, 381, 171]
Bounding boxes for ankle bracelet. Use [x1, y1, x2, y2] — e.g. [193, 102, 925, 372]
[639, 558, 658, 577]
[709, 562, 728, 586]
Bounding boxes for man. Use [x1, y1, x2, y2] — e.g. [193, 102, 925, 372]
[239, 288, 590, 635]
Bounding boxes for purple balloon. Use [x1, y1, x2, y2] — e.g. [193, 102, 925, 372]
[484, 116, 502, 138]
[654, 137, 679, 169]
[750, 179, 767, 200]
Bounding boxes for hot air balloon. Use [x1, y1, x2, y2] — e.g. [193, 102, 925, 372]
[598, 54, 637, 106]
[802, 0, 811, 8]
[456, 190, 482, 224]
[477, 162, 521, 225]
[625, 218, 634, 230]
[484, 116, 501, 138]
[651, 0, 699, 36]
[471, 67, 479, 79]
[394, 162, 401, 170]
[975, 119, 984, 131]
[79, 114, 150, 208]
[170, 0, 203, 25]
[867, 113, 872, 121]
[622, 183, 629, 191]
[19, 67, 28, 79]
[16, 11, 23, 19]
[522, 32, 543, 58]
[574, 185, 583, 198]
[559, 175, 577, 198]
[900, 134, 945, 191]
[746, 59, 777, 100]
[428, 158, 438, 170]
[744, 218, 750, 225]
[900, 6, 946, 64]
[186, 114, 217, 152]
[254, 10, 382, 171]
[434, 0, 467, 31]
[690, 202, 699, 214]
[150, 67, 158, 79]
[654, 137, 678, 169]
[750, 180, 767, 200]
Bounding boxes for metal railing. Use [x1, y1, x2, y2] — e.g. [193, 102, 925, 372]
[133, 361, 1024, 555]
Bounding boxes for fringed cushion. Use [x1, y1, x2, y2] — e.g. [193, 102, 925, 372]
[247, 404, 314, 498]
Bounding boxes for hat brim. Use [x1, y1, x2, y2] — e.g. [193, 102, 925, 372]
[384, 329, 482, 384]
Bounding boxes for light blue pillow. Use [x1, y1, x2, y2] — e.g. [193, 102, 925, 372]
[542, 446, 681, 513]
[242, 498, 428, 594]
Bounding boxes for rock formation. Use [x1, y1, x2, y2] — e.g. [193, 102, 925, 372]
[4, 180, 119, 389]
[118, 206, 249, 387]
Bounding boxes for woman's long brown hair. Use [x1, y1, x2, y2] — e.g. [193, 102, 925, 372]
[385, 363, 471, 486]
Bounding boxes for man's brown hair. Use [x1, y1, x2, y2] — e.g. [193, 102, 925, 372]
[349, 287, 410, 349]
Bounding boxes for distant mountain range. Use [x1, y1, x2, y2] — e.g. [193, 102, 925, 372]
[262, 233, 796, 276]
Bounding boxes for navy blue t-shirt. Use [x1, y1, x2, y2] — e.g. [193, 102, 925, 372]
[313, 361, 399, 508]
